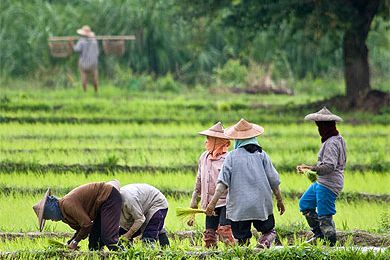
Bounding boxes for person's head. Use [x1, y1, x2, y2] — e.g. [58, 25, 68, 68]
[76, 25, 95, 38]
[33, 189, 63, 231]
[42, 196, 63, 222]
[224, 119, 264, 142]
[304, 107, 343, 142]
[199, 122, 230, 158]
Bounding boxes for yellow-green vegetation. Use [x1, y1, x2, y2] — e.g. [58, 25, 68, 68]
[0, 86, 389, 259]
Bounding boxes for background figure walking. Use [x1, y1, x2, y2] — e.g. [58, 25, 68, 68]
[70, 25, 99, 93]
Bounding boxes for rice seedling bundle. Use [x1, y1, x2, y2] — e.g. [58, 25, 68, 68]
[305, 170, 317, 183]
[176, 207, 206, 220]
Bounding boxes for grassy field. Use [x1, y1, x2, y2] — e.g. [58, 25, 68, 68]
[0, 86, 389, 258]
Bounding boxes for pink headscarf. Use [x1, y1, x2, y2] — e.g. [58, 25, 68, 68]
[205, 136, 230, 160]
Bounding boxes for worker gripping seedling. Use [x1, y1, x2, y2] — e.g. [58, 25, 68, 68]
[297, 107, 347, 246]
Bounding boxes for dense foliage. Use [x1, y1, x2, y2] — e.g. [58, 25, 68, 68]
[1, 0, 389, 86]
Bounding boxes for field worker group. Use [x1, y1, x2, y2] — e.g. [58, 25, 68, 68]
[33, 107, 346, 250]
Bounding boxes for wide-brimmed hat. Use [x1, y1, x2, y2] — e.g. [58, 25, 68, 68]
[304, 107, 343, 122]
[224, 119, 264, 140]
[106, 179, 120, 191]
[32, 188, 51, 232]
[77, 25, 95, 37]
[198, 122, 230, 139]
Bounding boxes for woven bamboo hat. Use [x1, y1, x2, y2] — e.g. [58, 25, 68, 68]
[224, 119, 264, 139]
[304, 107, 343, 122]
[77, 25, 95, 37]
[198, 122, 230, 139]
[106, 179, 120, 191]
[32, 188, 51, 232]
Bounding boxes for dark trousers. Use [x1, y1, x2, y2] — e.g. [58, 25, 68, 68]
[205, 206, 231, 230]
[119, 208, 169, 245]
[89, 188, 122, 251]
[231, 214, 275, 245]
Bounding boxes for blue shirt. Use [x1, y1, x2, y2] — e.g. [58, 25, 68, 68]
[218, 148, 281, 221]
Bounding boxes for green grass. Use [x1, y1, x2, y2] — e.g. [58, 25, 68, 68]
[0, 171, 389, 195]
[0, 85, 389, 256]
[1, 194, 388, 234]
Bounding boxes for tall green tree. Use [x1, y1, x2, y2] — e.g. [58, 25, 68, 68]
[184, 0, 388, 107]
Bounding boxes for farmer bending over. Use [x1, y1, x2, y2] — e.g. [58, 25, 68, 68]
[188, 122, 235, 248]
[69, 25, 99, 93]
[33, 180, 122, 251]
[206, 119, 285, 248]
[297, 107, 346, 246]
[119, 184, 170, 247]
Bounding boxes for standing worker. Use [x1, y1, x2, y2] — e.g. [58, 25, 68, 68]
[297, 107, 346, 246]
[70, 25, 99, 93]
[188, 122, 235, 248]
[33, 180, 122, 251]
[205, 119, 285, 248]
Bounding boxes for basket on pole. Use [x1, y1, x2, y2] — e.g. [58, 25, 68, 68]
[102, 39, 125, 56]
[48, 41, 73, 58]
[48, 35, 135, 58]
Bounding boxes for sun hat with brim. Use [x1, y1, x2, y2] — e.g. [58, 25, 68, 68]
[304, 107, 343, 122]
[77, 25, 95, 37]
[32, 188, 51, 232]
[106, 179, 120, 191]
[198, 122, 230, 139]
[224, 118, 264, 140]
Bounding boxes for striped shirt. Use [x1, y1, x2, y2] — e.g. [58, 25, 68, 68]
[73, 37, 99, 71]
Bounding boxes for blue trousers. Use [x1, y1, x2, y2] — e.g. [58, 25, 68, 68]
[299, 182, 337, 217]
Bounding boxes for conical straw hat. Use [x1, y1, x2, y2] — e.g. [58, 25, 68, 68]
[198, 122, 230, 139]
[224, 119, 264, 139]
[77, 25, 95, 37]
[304, 107, 343, 122]
[106, 179, 120, 191]
[32, 188, 51, 232]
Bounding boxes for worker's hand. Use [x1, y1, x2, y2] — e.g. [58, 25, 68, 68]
[189, 200, 198, 209]
[67, 240, 79, 250]
[277, 200, 285, 215]
[297, 164, 312, 174]
[68, 40, 74, 47]
[205, 202, 216, 216]
[123, 231, 134, 241]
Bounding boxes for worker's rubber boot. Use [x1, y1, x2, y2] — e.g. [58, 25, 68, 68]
[303, 209, 324, 243]
[217, 225, 236, 246]
[158, 232, 170, 248]
[319, 215, 337, 246]
[256, 229, 276, 249]
[203, 229, 218, 248]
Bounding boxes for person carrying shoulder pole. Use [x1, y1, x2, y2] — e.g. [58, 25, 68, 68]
[69, 25, 99, 93]
[297, 107, 347, 246]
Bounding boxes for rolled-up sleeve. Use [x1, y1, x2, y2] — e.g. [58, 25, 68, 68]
[262, 152, 281, 189]
[217, 153, 232, 187]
